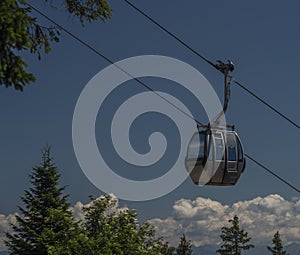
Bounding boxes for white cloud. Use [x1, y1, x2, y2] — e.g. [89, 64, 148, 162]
[0, 213, 18, 251]
[1, 194, 300, 251]
[71, 193, 128, 222]
[0, 194, 125, 251]
[148, 194, 300, 247]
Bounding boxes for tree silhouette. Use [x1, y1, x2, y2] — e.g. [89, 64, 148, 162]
[267, 231, 289, 255]
[0, 0, 111, 91]
[217, 215, 254, 255]
[82, 194, 174, 255]
[176, 234, 192, 255]
[5, 147, 84, 254]
[4, 147, 178, 254]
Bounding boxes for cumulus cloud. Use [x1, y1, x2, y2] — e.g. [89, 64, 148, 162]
[1, 194, 299, 251]
[0, 213, 18, 251]
[71, 193, 128, 222]
[0, 194, 125, 251]
[148, 194, 300, 247]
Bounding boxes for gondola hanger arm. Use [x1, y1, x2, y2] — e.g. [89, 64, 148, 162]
[212, 60, 235, 126]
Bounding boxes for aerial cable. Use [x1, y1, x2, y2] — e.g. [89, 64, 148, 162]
[232, 79, 300, 129]
[123, 0, 300, 130]
[245, 153, 300, 194]
[26, 3, 300, 194]
[26, 3, 204, 127]
[122, 0, 216, 69]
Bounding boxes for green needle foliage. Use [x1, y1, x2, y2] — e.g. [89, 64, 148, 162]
[5, 147, 85, 254]
[0, 0, 111, 91]
[267, 231, 289, 255]
[4, 147, 175, 255]
[217, 215, 254, 255]
[176, 234, 192, 255]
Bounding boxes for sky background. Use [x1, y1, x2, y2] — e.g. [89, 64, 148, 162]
[1, 0, 300, 250]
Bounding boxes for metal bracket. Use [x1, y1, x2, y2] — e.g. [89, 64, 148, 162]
[211, 60, 235, 126]
[216, 60, 234, 76]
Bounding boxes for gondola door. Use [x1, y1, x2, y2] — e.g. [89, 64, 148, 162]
[226, 132, 237, 172]
[209, 131, 226, 184]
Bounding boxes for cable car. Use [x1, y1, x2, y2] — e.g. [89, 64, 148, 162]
[185, 60, 246, 186]
[185, 126, 245, 185]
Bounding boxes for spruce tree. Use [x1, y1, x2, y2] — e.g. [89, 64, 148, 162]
[176, 234, 192, 255]
[267, 231, 289, 255]
[5, 147, 83, 255]
[217, 215, 254, 255]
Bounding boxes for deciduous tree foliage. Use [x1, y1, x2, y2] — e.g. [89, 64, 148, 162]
[216, 215, 254, 255]
[5, 147, 174, 255]
[267, 231, 289, 255]
[82, 194, 174, 255]
[0, 0, 111, 91]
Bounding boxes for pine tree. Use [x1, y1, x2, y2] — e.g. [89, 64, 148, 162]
[217, 215, 254, 255]
[267, 231, 289, 255]
[176, 234, 193, 255]
[5, 147, 84, 255]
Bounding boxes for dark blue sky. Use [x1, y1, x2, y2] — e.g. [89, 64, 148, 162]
[0, 0, 299, 222]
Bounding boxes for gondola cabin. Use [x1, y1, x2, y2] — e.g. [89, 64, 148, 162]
[185, 127, 245, 186]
